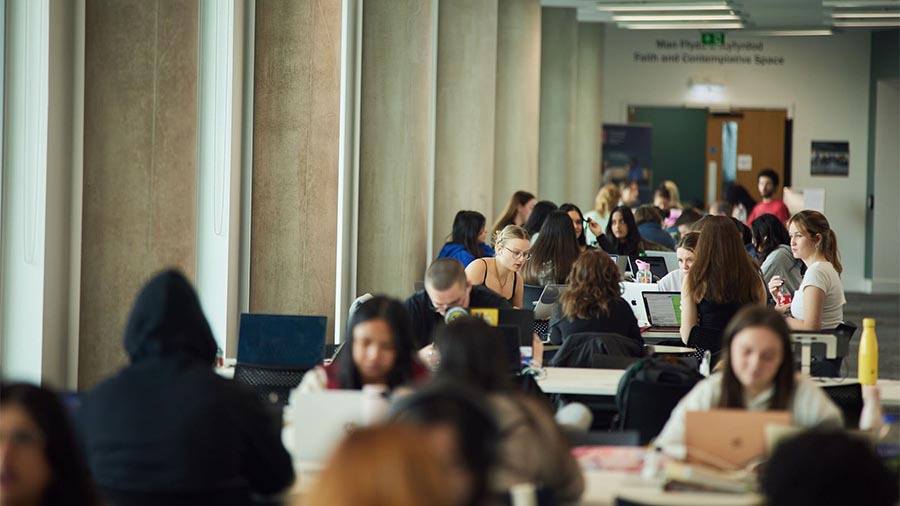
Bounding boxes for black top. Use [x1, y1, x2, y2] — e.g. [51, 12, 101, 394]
[478, 258, 518, 304]
[405, 285, 512, 348]
[78, 270, 294, 506]
[688, 298, 744, 353]
[548, 297, 645, 347]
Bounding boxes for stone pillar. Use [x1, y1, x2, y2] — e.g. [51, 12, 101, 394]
[356, 0, 435, 298]
[433, 0, 499, 252]
[538, 7, 577, 204]
[250, 0, 341, 339]
[80, 0, 199, 388]
[572, 23, 604, 211]
[493, 0, 541, 218]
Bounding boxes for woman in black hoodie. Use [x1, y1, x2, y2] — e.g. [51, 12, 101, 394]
[77, 269, 294, 506]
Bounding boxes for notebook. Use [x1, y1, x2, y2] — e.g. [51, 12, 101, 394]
[237, 313, 327, 367]
[642, 291, 682, 331]
[685, 409, 792, 470]
[287, 390, 367, 463]
[620, 282, 657, 326]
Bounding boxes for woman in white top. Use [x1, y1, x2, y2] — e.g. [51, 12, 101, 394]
[656, 306, 842, 448]
[769, 210, 846, 330]
[584, 184, 619, 247]
[657, 232, 698, 292]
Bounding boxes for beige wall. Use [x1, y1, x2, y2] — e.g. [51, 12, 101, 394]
[250, 0, 341, 338]
[572, 23, 604, 211]
[356, 0, 435, 298]
[80, 0, 199, 388]
[433, 0, 499, 250]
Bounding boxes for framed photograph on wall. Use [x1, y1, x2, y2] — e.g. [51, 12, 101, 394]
[810, 141, 849, 176]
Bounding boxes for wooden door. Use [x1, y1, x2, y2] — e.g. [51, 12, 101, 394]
[705, 109, 787, 204]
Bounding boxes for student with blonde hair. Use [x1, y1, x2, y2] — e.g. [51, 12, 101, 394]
[465, 225, 530, 308]
[303, 425, 459, 506]
[584, 184, 619, 246]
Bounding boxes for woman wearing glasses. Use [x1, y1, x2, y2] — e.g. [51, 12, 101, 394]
[465, 225, 530, 308]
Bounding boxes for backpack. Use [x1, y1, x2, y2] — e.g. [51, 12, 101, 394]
[613, 355, 704, 426]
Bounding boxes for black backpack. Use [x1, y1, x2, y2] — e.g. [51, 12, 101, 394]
[613, 355, 704, 430]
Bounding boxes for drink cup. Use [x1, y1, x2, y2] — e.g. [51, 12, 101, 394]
[777, 293, 792, 306]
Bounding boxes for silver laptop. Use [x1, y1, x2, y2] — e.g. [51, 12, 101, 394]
[621, 282, 657, 326]
[646, 251, 678, 274]
[642, 291, 682, 331]
[286, 390, 366, 464]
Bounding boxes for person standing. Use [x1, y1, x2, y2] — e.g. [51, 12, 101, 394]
[747, 169, 790, 224]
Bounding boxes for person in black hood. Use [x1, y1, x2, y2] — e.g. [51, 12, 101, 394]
[77, 269, 294, 506]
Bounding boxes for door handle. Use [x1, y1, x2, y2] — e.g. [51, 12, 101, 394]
[867, 194, 875, 210]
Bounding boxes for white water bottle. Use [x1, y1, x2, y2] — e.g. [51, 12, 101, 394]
[635, 259, 653, 284]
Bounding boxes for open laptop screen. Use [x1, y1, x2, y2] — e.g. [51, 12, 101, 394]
[629, 255, 669, 282]
[238, 313, 327, 367]
[642, 291, 682, 328]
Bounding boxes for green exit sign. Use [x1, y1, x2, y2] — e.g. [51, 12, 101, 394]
[701, 32, 725, 46]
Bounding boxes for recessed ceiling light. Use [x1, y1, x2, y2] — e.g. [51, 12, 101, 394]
[613, 14, 740, 21]
[597, 2, 733, 12]
[830, 12, 900, 18]
[618, 22, 745, 29]
[823, 1, 900, 7]
[832, 19, 900, 25]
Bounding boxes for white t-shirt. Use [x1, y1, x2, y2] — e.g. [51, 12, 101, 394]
[657, 269, 685, 292]
[655, 372, 843, 448]
[790, 261, 846, 329]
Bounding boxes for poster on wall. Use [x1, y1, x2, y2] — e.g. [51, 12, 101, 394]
[810, 141, 849, 176]
[601, 124, 653, 199]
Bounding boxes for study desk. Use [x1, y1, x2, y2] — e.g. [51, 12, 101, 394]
[535, 367, 900, 407]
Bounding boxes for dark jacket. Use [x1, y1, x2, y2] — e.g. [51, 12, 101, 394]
[637, 222, 676, 250]
[78, 270, 294, 506]
[548, 298, 645, 346]
[405, 285, 511, 348]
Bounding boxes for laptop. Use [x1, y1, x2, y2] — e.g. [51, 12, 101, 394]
[628, 255, 669, 282]
[607, 253, 630, 274]
[620, 282, 657, 326]
[641, 291, 682, 331]
[287, 390, 367, 464]
[685, 409, 792, 470]
[646, 251, 678, 274]
[237, 313, 327, 367]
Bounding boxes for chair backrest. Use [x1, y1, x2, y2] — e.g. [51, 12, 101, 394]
[233, 363, 309, 407]
[619, 380, 696, 445]
[566, 429, 640, 447]
[523, 284, 544, 311]
[821, 382, 863, 429]
[550, 332, 643, 368]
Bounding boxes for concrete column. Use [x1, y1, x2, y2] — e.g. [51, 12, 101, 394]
[250, 0, 341, 339]
[357, 0, 435, 298]
[572, 23, 604, 211]
[538, 7, 577, 204]
[433, 0, 498, 253]
[80, 0, 199, 388]
[493, 0, 540, 218]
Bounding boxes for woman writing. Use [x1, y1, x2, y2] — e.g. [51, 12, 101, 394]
[298, 296, 426, 391]
[656, 306, 842, 448]
[465, 225, 529, 308]
[436, 211, 493, 267]
[548, 249, 644, 346]
[522, 211, 581, 286]
[771, 210, 845, 331]
[680, 216, 766, 354]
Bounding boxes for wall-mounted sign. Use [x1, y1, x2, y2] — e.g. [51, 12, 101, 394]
[701, 32, 725, 46]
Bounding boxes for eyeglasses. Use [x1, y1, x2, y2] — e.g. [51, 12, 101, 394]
[504, 247, 531, 260]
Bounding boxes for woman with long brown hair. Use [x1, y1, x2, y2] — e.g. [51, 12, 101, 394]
[522, 211, 581, 286]
[549, 249, 643, 346]
[490, 191, 536, 236]
[680, 216, 766, 354]
[656, 306, 842, 448]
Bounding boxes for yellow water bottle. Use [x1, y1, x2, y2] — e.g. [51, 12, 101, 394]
[858, 318, 878, 385]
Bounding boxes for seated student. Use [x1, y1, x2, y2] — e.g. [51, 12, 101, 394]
[634, 205, 676, 250]
[298, 296, 427, 392]
[549, 249, 644, 347]
[681, 216, 766, 354]
[465, 225, 529, 308]
[654, 183, 683, 229]
[658, 231, 699, 293]
[618, 180, 640, 208]
[771, 210, 846, 331]
[436, 210, 493, 267]
[432, 318, 584, 503]
[303, 425, 460, 506]
[708, 200, 733, 217]
[584, 184, 619, 247]
[522, 200, 558, 244]
[521, 211, 581, 286]
[78, 270, 294, 506]
[752, 213, 802, 298]
[656, 306, 843, 448]
[673, 207, 703, 238]
[725, 183, 756, 224]
[761, 429, 900, 506]
[491, 190, 536, 236]
[405, 258, 511, 350]
[602, 205, 672, 257]
[732, 216, 759, 261]
[559, 203, 592, 253]
[1, 383, 101, 506]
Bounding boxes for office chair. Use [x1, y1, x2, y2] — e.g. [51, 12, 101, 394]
[821, 382, 863, 429]
[233, 362, 309, 407]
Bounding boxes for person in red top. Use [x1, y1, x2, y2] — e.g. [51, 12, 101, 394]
[747, 168, 791, 224]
